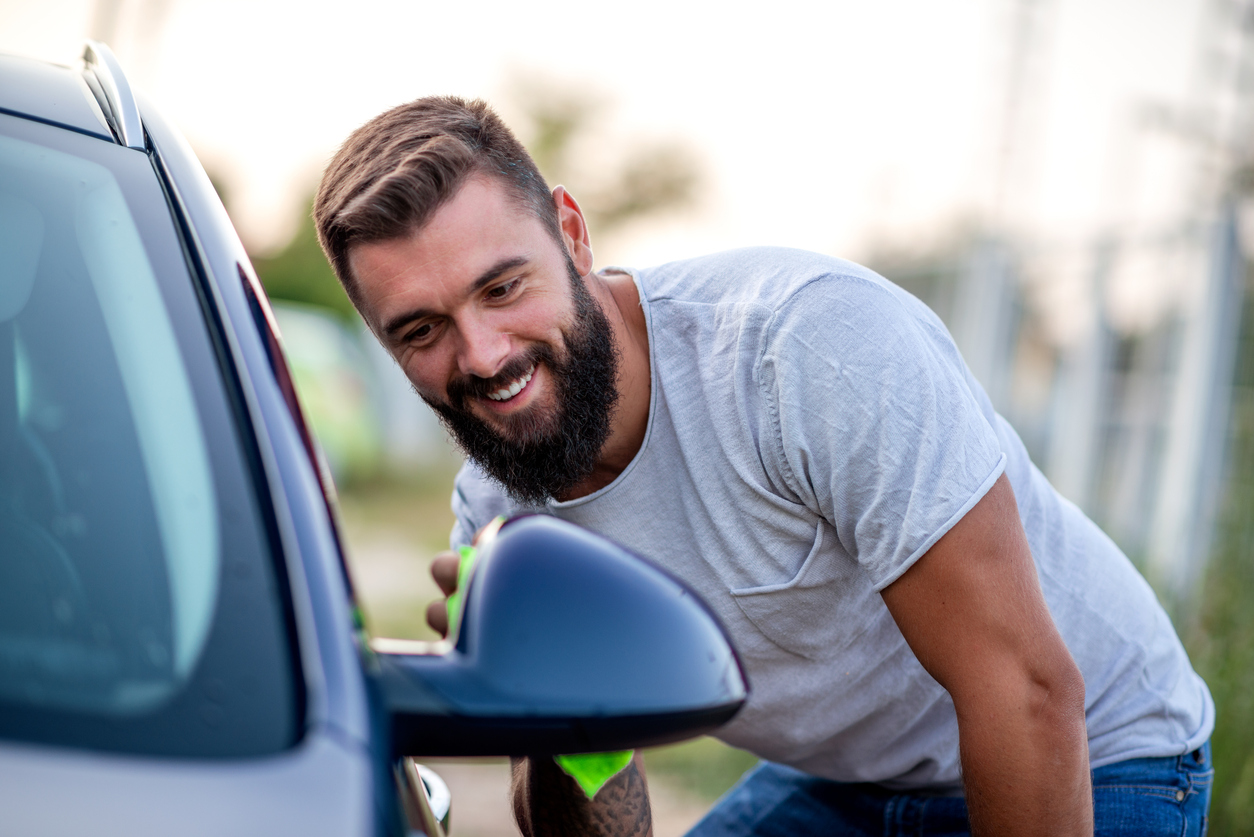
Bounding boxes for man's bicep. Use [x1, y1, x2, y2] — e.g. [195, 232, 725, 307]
[879, 474, 1074, 708]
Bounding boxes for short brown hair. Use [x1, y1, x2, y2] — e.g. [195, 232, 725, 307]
[313, 96, 559, 306]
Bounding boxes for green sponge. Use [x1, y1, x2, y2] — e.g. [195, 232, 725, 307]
[554, 751, 636, 799]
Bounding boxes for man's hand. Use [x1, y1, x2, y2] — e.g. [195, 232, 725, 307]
[512, 752, 653, 837]
[425, 551, 461, 637]
[881, 474, 1091, 836]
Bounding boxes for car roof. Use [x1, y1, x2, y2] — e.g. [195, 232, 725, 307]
[0, 52, 114, 142]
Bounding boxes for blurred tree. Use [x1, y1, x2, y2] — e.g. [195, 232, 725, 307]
[201, 166, 356, 322]
[509, 75, 700, 243]
[251, 197, 358, 322]
[583, 143, 699, 233]
[514, 80, 598, 185]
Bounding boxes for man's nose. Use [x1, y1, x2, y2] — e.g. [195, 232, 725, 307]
[455, 316, 511, 380]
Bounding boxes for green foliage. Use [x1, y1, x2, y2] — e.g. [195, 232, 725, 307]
[582, 143, 700, 234]
[515, 81, 597, 184]
[269, 301, 382, 483]
[336, 461, 463, 642]
[251, 198, 358, 321]
[511, 76, 700, 242]
[643, 737, 758, 803]
[1187, 282, 1254, 835]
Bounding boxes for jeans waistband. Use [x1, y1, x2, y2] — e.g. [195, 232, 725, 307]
[1090, 742, 1211, 786]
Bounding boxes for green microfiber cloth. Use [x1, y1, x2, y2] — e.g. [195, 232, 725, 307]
[449, 526, 633, 800]
[554, 751, 636, 799]
[444, 544, 478, 633]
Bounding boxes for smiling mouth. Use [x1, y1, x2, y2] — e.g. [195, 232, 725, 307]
[485, 364, 535, 402]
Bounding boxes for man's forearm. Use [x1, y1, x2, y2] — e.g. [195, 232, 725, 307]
[511, 753, 652, 837]
[957, 666, 1091, 836]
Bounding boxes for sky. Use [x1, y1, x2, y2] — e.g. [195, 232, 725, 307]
[0, 0, 1208, 272]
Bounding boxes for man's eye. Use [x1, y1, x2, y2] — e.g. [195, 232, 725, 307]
[410, 323, 434, 341]
[487, 279, 518, 300]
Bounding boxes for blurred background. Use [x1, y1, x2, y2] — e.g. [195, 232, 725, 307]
[3, 0, 1254, 832]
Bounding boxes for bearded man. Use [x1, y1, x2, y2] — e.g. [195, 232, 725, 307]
[313, 97, 1214, 837]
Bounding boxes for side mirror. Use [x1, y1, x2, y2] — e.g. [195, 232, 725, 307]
[373, 515, 748, 757]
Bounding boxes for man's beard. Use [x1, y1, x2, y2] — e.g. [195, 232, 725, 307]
[423, 259, 621, 505]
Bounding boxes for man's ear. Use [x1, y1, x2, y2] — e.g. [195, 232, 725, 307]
[552, 186, 594, 276]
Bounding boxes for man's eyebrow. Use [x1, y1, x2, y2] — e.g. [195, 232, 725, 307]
[467, 255, 530, 295]
[382, 255, 531, 339]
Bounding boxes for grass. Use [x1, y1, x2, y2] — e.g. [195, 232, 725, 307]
[337, 455, 464, 641]
[1183, 289, 1254, 835]
[643, 737, 759, 803]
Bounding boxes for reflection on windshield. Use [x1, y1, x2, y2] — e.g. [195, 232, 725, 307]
[0, 131, 218, 714]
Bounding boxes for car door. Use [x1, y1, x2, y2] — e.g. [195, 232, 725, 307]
[0, 55, 379, 836]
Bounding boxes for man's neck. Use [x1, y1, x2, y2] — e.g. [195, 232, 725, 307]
[556, 268, 651, 502]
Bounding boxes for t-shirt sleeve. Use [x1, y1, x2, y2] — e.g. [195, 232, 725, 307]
[759, 273, 1006, 590]
[449, 461, 520, 549]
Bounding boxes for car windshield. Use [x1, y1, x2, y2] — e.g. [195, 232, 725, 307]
[0, 112, 298, 757]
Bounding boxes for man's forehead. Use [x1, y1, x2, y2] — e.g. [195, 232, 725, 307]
[365, 177, 540, 263]
[348, 176, 555, 329]
[409, 176, 519, 250]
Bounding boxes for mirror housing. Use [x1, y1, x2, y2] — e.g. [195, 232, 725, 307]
[374, 516, 747, 757]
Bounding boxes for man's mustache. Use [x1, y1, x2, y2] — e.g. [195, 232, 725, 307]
[446, 346, 553, 407]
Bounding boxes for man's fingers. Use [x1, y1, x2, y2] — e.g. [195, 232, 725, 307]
[426, 599, 449, 638]
[427, 551, 463, 638]
[431, 552, 461, 596]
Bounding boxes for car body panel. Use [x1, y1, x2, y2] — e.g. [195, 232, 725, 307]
[0, 732, 371, 836]
[0, 48, 385, 835]
[0, 53, 111, 141]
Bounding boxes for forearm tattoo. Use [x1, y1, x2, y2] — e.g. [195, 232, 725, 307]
[511, 755, 652, 837]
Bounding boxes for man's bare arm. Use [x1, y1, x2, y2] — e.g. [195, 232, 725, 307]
[880, 474, 1091, 836]
[511, 753, 653, 837]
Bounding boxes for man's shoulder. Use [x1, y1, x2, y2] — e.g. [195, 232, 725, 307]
[633, 246, 901, 310]
[631, 247, 935, 346]
[451, 460, 545, 544]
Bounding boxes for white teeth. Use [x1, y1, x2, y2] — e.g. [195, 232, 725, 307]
[486, 365, 535, 401]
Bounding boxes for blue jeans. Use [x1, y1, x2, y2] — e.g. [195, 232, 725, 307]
[686, 744, 1212, 837]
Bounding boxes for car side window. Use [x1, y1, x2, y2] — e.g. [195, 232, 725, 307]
[0, 112, 299, 758]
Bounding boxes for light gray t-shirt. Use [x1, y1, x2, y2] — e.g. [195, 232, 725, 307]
[450, 247, 1214, 791]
